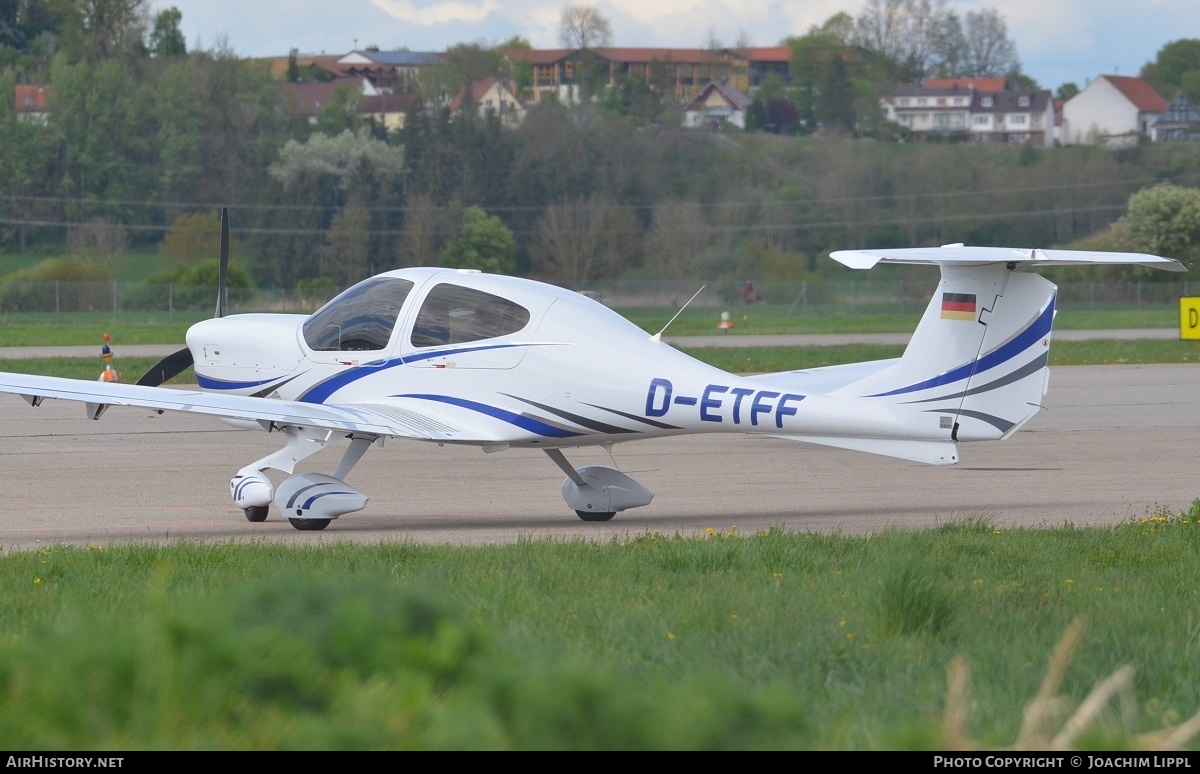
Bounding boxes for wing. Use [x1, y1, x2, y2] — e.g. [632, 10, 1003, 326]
[0, 371, 484, 442]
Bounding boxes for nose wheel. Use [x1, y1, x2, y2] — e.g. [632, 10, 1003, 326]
[243, 505, 269, 522]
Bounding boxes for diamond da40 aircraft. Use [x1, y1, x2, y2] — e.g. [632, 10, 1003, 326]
[0, 211, 1184, 530]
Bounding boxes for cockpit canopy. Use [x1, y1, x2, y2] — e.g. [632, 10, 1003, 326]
[302, 275, 532, 353]
[303, 277, 413, 351]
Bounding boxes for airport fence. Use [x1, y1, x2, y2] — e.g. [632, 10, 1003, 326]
[0, 278, 1193, 325]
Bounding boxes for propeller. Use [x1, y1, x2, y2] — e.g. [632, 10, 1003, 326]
[136, 207, 230, 387]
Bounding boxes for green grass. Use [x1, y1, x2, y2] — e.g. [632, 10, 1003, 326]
[1, 509, 1198, 750]
[619, 305, 1182, 337]
[2, 338, 1197, 382]
[0, 321, 196, 346]
[0, 305, 1184, 346]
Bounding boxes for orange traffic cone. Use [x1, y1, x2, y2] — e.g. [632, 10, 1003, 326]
[99, 333, 121, 382]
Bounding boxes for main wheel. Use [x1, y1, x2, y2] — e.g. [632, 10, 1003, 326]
[289, 517, 331, 531]
[244, 505, 269, 522]
[575, 509, 616, 522]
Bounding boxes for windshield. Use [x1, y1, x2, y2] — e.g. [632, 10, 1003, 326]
[303, 277, 414, 351]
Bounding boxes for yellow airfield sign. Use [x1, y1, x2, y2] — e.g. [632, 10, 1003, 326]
[1182, 297, 1200, 340]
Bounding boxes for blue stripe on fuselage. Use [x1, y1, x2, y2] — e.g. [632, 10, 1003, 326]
[296, 343, 532, 404]
[396, 394, 584, 438]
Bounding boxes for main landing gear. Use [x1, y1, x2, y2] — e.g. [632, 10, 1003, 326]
[544, 448, 654, 522]
[229, 425, 377, 531]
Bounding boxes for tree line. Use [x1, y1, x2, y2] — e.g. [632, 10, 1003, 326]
[1, 1, 1199, 290]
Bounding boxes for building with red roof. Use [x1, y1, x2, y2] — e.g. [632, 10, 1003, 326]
[504, 46, 790, 103]
[1060, 75, 1169, 145]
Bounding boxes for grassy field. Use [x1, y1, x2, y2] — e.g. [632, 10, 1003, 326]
[1, 513, 1198, 750]
[1, 338, 1197, 383]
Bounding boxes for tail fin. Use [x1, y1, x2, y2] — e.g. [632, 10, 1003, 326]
[829, 245, 1184, 444]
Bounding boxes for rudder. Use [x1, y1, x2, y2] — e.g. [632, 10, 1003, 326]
[833, 262, 1055, 442]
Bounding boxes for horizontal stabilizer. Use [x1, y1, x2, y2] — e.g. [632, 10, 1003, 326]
[832, 245, 1185, 272]
[772, 435, 959, 465]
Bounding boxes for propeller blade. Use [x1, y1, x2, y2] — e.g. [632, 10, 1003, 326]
[135, 347, 194, 387]
[216, 206, 229, 318]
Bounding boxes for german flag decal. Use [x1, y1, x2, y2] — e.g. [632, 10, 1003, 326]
[941, 292, 977, 321]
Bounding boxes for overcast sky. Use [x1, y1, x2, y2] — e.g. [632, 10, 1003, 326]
[155, 0, 1199, 91]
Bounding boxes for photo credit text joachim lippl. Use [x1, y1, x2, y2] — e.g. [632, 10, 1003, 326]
[933, 756, 1194, 769]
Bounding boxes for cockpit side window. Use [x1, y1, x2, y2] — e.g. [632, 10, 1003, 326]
[410, 283, 530, 348]
[302, 277, 414, 351]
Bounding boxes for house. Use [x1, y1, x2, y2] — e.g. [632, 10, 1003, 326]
[14, 84, 49, 124]
[278, 78, 375, 125]
[1152, 91, 1200, 142]
[683, 79, 752, 129]
[882, 78, 1054, 146]
[1060, 75, 1168, 146]
[449, 78, 525, 127]
[336, 48, 444, 94]
[968, 89, 1055, 146]
[362, 92, 421, 132]
[503, 46, 792, 104]
[262, 53, 344, 81]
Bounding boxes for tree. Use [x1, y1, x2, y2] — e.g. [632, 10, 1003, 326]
[314, 83, 362, 136]
[148, 6, 186, 57]
[320, 205, 371, 287]
[159, 211, 241, 266]
[1055, 82, 1080, 102]
[529, 196, 638, 284]
[557, 4, 612, 50]
[270, 129, 405, 195]
[853, 0, 909, 63]
[0, 72, 57, 250]
[1119, 184, 1200, 275]
[643, 202, 711, 280]
[441, 206, 517, 274]
[286, 48, 300, 82]
[60, 0, 151, 63]
[153, 59, 203, 203]
[1154, 39, 1200, 90]
[960, 7, 1020, 78]
[50, 54, 158, 212]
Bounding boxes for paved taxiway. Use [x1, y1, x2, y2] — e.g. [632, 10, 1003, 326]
[0, 364, 1196, 550]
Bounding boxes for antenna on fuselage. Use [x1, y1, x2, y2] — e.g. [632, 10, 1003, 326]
[651, 286, 705, 344]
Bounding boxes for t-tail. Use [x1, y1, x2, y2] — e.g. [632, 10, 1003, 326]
[769, 245, 1184, 464]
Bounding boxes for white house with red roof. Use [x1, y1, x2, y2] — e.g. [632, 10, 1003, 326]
[449, 78, 525, 127]
[1060, 75, 1168, 146]
[683, 79, 752, 128]
[14, 84, 49, 124]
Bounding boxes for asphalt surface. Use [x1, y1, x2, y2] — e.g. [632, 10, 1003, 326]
[0, 362, 1196, 551]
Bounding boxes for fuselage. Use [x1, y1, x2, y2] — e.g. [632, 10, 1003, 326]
[187, 268, 941, 448]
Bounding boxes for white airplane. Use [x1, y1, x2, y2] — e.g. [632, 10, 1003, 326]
[0, 211, 1184, 530]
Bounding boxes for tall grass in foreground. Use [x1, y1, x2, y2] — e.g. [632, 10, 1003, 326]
[1, 507, 1198, 750]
